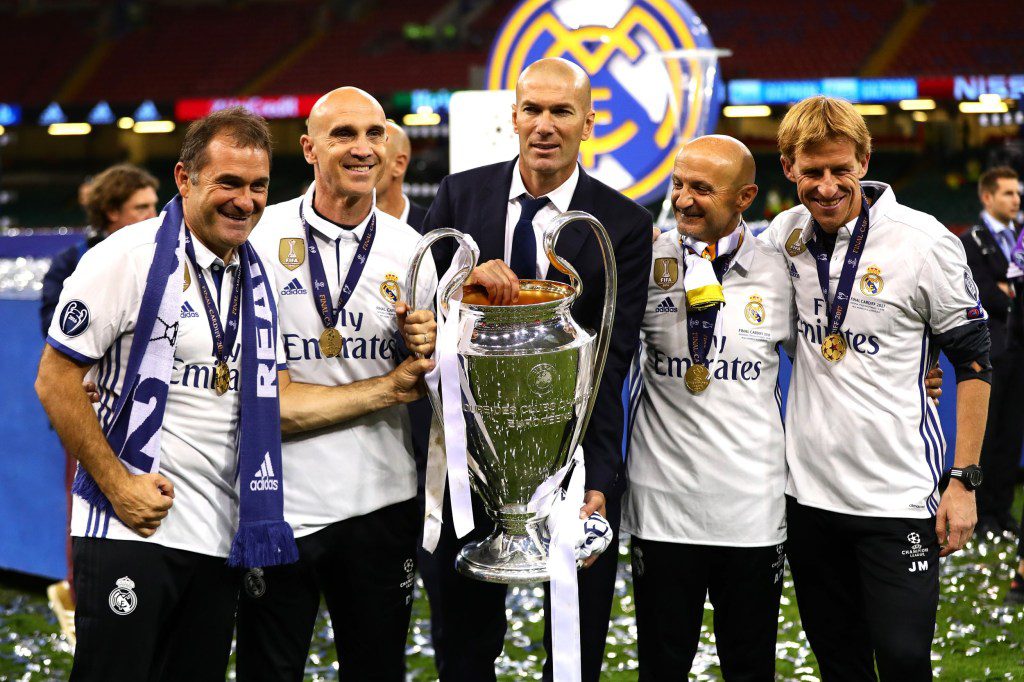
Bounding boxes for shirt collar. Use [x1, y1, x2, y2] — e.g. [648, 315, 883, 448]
[399, 194, 411, 225]
[982, 211, 1012, 233]
[508, 162, 580, 212]
[678, 221, 754, 274]
[301, 183, 375, 242]
[187, 224, 238, 270]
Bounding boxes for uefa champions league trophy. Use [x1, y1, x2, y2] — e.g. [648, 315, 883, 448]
[406, 211, 616, 584]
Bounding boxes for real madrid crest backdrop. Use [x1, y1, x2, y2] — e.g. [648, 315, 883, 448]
[486, 0, 725, 205]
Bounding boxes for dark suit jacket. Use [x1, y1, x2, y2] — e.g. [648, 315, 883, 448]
[406, 198, 429, 232]
[422, 159, 653, 496]
[961, 219, 1019, 357]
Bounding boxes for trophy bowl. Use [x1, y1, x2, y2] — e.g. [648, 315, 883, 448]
[407, 212, 616, 584]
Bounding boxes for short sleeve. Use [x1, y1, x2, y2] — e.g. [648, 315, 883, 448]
[913, 231, 988, 335]
[46, 240, 141, 364]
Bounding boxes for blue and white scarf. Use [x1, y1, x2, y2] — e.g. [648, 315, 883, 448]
[72, 195, 298, 568]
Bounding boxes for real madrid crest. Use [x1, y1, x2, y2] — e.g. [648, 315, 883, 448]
[183, 264, 191, 292]
[785, 229, 807, 256]
[108, 575, 138, 615]
[485, 0, 719, 205]
[380, 272, 401, 304]
[744, 294, 766, 326]
[859, 265, 883, 296]
[279, 238, 305, 271]
[653, 258, 678, 290]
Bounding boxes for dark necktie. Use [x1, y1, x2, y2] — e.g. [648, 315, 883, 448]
[510, 195, 548, 279]
[997, 228, 1015, 260]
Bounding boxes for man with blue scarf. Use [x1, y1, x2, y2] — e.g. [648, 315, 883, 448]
[35, 107, 297, 681]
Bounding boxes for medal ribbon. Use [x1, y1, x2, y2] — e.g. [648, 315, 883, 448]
[803, 197, 870, 342]
[299, 202, 377, 332]
[681, 236, 740, 370]
[184, 230, 241, 365]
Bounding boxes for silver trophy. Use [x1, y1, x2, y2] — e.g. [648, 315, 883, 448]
[406, 211, 617, 584]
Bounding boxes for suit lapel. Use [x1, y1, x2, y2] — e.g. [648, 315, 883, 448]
[972, 222, 1010, 272]
[546, 167, 593, 284]
[473, 160, 516, 262]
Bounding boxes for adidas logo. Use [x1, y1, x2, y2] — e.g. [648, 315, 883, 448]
[281, 278, 308, 295]
[655, 296, 678, 313]
[180, 301, 200, 319]
[788, 262, 800, 279]
[249, 452, 279, 492]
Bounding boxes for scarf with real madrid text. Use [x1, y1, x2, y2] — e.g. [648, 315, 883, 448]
[71, 195, 298, 568]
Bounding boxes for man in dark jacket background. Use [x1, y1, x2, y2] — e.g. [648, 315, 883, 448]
[960, 166, 1023, 536]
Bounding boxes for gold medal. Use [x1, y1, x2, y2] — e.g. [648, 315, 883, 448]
[214, 361, 231, 396]
[821, 333, 847, 362]
[684, 364, 711, 394]
[319, 327, 343, 358]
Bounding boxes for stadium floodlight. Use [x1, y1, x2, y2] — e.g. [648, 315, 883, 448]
[117, 117, 135, 129]
[911, 111, 928, 123]
[722, 105, 771, 118]
[47, 122, 91, 135]
[0, 125, 5, 136]
[133, 120, 175, 134]
[403, 111, 441, 126]
[978, 93, 1003, 105]
[899, 99, 936, 111]
[959, 100, 1009, 114]
[853, 104, 887, 116]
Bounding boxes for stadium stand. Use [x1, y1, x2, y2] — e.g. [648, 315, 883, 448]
[687, 0, 904, 80]
[885, 0, 1024, 76]
[0, 7, 95, 105]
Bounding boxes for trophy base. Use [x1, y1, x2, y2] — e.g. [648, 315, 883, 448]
[456, 515, 551, 584]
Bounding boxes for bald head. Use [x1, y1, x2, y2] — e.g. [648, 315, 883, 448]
[671, 135, 758, 242]
[306, 86, 385, 137]
[376, 120, 412, 198]
[679, 135, 756, 189]
[301, 86, 388, 205]
[513, 58, 596, 194]
[385, 120, 410, 159]
[516, 58, 591, 110]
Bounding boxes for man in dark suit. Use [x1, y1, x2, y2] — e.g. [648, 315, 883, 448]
[418, 57, 653, 681]
[961, 166, 1023, 535]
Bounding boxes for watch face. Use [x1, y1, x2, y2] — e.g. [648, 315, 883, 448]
[967, 468, 984, 487]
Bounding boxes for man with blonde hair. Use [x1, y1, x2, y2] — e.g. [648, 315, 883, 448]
[765, 95, 991, 680]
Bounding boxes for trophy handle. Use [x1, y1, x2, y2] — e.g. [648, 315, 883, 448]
[543, 210, 617, 441]
[405, 227, 480, 318]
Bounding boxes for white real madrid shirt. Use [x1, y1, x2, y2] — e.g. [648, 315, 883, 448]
[47, 217, 282, 557]
[505, 163, 579, 278]
[250, 185, 438, 537]
[764, 182, 987, 519]
[622, 225, 796, 546]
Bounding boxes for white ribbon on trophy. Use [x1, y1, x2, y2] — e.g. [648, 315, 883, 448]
[528, 446, 586, 682]
[422, 237, 479, 552]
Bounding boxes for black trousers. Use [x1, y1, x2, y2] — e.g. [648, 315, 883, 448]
[419, 485, 621, 681]
[977, 350, 1024, 524]
[70, 537, 238, 682]
[630, 537, 784, 681]
[786, 497, 939, 682]
[235, 499, 419, 681]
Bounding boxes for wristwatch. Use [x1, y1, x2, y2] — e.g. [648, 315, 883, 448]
[948, 465, 984, 491]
